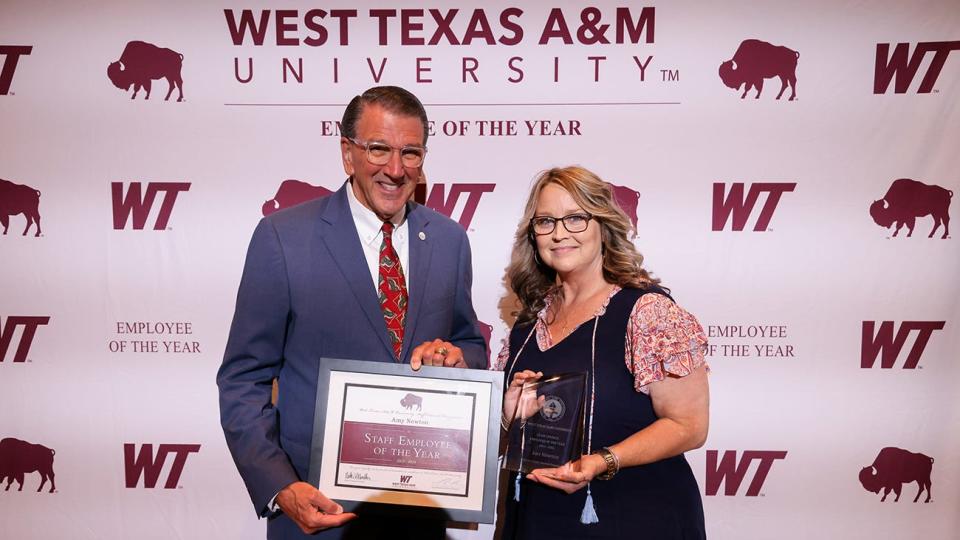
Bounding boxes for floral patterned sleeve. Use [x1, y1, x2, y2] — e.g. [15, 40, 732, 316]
[625, 293, 709, 394]
[493, 337, 511, 371]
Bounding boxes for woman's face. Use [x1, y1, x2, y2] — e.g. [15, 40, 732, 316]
[533, 183, 603, 279]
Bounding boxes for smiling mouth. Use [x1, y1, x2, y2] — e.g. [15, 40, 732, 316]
[377, 181, 404, 193]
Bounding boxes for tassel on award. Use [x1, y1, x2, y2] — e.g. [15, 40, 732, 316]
[579, 483, 599, 524]
[577, 319, 601, 525]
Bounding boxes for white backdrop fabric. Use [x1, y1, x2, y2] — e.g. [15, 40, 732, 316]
[1, 1, 958, 539]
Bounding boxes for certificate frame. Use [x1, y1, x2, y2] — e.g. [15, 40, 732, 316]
[307, 358, 504, 524]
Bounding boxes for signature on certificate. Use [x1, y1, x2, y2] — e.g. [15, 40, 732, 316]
[432, 477, 461, 489]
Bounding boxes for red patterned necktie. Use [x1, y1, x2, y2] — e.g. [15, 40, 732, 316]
[378, 222, 408, 359]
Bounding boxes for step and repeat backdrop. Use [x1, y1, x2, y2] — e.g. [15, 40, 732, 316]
[1, 1, 958, 538]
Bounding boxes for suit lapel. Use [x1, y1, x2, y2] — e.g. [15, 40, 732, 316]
[319, 183, 395, 359]
[401, 203, 433, 361]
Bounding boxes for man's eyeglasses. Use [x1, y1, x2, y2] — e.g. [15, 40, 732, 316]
[529, 213, 594, 235]
[348, 138, 427, 168]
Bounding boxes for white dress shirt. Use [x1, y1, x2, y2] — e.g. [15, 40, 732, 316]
[345, 179, 411, 288]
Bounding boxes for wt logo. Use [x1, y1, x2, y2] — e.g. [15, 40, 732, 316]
[705, 450, 787, 496]
[399, 475, 413, 484]
[861, 321, 945, 369]
[424, 183, 496, 229]
[874, 41, 960, 94]
[0, 46, 32, 95]
[111, 182, 191, 230]
[712, 183, 796, 231]
[123, 443, 201, 488]
[0, 316, 50, 363]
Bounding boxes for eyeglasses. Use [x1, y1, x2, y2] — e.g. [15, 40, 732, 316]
[529, 213, 594, 235]
[348, 138, 427, 168]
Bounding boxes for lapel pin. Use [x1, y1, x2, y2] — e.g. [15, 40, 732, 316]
[418, 231, 426, 241]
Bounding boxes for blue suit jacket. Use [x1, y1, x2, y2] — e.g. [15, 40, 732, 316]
[217, 182, 487, 538]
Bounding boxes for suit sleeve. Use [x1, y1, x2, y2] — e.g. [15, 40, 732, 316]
[216, 219, 299, 516]
[449, 228, 488, 369]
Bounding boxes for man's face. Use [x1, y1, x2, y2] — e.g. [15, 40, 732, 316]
[341, 104, 425, 222]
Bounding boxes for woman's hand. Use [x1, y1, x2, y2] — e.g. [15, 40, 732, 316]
[503, 370, 542, 428]
[526, 454, 607, 494]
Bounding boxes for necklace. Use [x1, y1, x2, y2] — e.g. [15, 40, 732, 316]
[551, 284, 614, 342]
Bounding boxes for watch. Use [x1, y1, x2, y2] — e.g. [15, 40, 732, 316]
[595, 447, 620, 480]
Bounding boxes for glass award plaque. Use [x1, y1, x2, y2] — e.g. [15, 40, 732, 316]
[502, 372, 587, 473]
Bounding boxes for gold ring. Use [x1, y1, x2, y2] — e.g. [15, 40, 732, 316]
[436, 346, 449, 356]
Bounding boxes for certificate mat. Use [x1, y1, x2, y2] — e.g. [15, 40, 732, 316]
[307, 358, 504, 523]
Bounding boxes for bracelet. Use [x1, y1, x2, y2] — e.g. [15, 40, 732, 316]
[594, 447, 620, 480]
[501, 414, 510, 431]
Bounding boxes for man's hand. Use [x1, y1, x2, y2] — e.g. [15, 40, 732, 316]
[410, 338, 466, 370]
[275, 482, 356, 534]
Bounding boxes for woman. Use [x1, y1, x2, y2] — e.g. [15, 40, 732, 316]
[496, 166, 709, 539]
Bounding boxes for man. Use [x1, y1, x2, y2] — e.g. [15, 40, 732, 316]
[217, 86, 487, 539]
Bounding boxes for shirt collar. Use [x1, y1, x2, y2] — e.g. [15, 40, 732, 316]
[346, 178, 407, 247]
[536, 285, 622, 326]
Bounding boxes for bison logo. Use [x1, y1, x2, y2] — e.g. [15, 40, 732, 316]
[262, 179, 333, 217]
[400, 393, 423, 411]
[609, 183, 641, 229]
[859, 447, 933, 503]
[719, 39, 799, 100]
[0, 437, 56, 493]
[0, 178, 42, 237]
[107, 41, 184, 101]
[870, 178, 952, 238]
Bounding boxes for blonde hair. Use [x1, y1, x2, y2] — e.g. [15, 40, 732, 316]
[505, 166, 661, 323]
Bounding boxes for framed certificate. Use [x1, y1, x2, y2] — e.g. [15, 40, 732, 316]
[307, 358, 504, 523]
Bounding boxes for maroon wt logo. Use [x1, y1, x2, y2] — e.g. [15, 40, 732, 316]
[869, 178, 952, 239]
[108, 41, 184, 101]
[0, 316, 50, 363]
[423, 183, 496, 229]
[861, 321, 945, 369]
[262, 180, 495, 229]
[859, 447, 933, 503]
[719, 39, 799, 100]
[712, 182, 796, 231]
[0, 46, 32, 95]
[0, 437, 56, 493]
[1, 179, 42, 237]
[705, 450, 787, 496]
[123, 443, 200, 488]
[874, 41, 960, 94]
[112, 182, 191, 230]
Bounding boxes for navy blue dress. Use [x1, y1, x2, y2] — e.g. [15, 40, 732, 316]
[501, 287, 706, 539]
